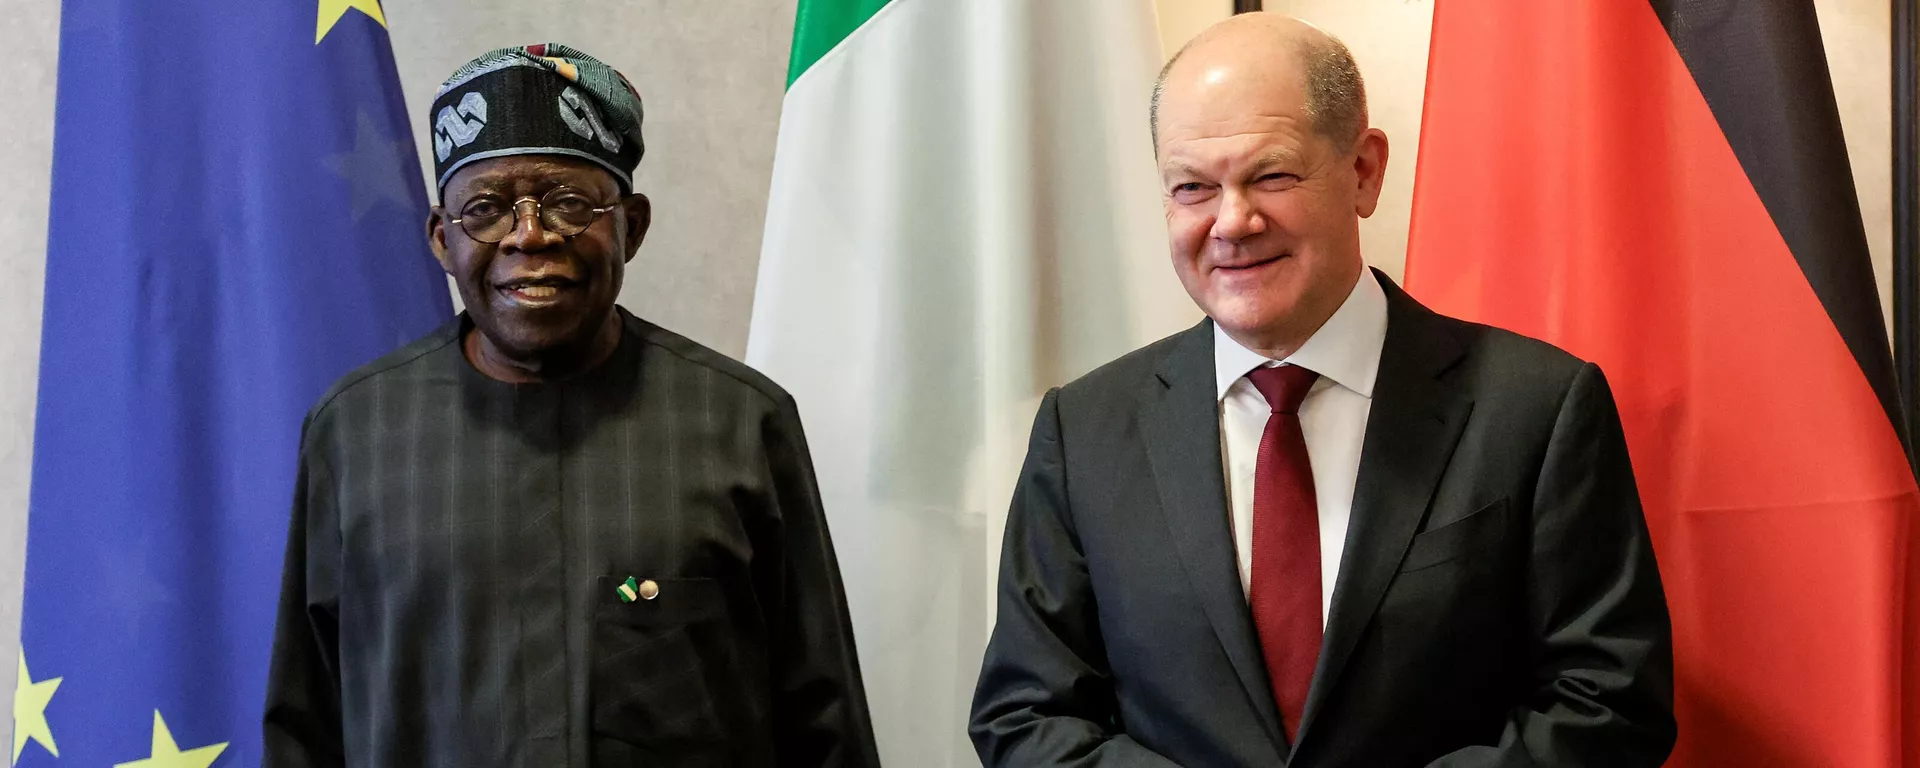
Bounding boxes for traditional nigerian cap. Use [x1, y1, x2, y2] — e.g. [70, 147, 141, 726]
[429, 43, 645, 195]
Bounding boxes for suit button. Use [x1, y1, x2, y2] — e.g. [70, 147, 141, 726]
[638, 579, 660, 600]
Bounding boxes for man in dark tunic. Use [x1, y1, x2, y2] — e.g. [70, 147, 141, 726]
[263, 44, 879, 767]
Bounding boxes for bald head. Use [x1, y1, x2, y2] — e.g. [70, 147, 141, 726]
[1152, 12, 1389, 364]
[1151, 13, 1367, 152]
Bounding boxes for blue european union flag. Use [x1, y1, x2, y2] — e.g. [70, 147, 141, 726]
[16, 1, 449, 764]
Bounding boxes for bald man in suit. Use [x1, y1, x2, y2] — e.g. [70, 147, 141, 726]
[970, 14, 1675, 767]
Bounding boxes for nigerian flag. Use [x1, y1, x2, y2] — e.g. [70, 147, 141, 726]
[747, 0, 1196, 763]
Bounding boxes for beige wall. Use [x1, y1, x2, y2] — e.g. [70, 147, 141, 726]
[1820, 0, 1896, 329]
[1152, 0, 1897, 327]
[1155, 0, 1231, 58]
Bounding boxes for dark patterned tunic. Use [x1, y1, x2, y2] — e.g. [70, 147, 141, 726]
[264, 308, 878, 767]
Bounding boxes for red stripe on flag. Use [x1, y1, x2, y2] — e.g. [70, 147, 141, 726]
[1406, 3, 1920, 765]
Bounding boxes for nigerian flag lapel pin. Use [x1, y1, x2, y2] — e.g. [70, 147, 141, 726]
[617, 576, 641, 603]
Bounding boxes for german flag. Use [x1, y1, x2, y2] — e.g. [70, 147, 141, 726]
[1405, 3, 1920, 765]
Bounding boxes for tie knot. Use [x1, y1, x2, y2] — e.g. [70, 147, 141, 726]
[1247, 364, 1319, 414]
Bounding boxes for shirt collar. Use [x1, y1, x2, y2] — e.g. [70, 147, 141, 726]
[1212, 267, 1389, 402]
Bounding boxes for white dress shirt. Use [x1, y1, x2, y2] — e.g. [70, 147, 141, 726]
[1215, 268, 1389, 624]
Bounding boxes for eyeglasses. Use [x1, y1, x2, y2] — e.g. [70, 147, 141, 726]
[447, 186, 620, 244]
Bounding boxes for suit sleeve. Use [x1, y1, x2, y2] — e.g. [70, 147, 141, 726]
[969, 389, 1182, 768]
[1429, 364, 1677, 767]
[262, 419, 346, 768]
[761, 395, 883, 768]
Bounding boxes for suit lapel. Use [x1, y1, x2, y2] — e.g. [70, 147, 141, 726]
[1138, 320, 1288, 751]
[1294, 274, 1473, 746]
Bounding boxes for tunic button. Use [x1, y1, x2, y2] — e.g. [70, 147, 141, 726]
[638, 579, 660, 600]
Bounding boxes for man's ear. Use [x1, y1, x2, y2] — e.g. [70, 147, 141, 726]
[427, 207, 455, 274]
[1352, 127, 1390, 219]
[619, 193, 652, 263]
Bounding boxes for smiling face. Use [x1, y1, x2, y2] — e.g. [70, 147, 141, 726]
[1155, 20, 1387, 357]
[429, 154, 651, 378]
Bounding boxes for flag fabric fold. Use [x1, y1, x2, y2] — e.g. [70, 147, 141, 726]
[15, 1, 449, 764]
[747, 0, 1195, 763]
[1407, 3, 1920, 765]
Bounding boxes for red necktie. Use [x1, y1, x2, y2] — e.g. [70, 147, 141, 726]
[1246, 363, 1322, 744]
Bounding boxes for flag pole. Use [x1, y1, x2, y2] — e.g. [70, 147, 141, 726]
[1895, 0, 1919, 467]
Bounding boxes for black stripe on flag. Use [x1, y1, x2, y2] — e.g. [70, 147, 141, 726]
[1649, 0, 1908, 449]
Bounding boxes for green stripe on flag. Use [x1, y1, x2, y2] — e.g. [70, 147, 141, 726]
[787, 0, 893, 87]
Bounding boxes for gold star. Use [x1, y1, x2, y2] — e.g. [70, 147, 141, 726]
[113, 711, 227, 768]
[12, 650, 62, 764]
[315, 0, 387, 44]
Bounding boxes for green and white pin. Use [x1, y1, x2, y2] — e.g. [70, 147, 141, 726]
[617, 576, 641, 603]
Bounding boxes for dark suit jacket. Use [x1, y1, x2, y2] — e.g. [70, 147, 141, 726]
[970, 272, 1675, 767]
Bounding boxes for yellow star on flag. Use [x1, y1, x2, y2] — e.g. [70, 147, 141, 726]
[112, 711, 227, 768]
[13, 650, 62, 764]
[315, 0, 387, 44]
